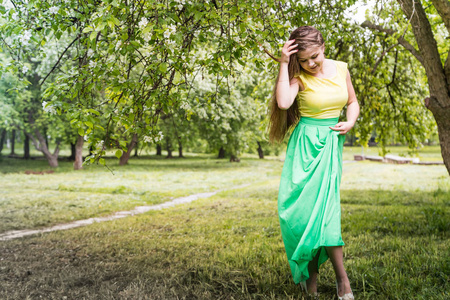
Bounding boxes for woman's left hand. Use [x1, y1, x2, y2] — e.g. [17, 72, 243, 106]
[329, 121, 354, 135]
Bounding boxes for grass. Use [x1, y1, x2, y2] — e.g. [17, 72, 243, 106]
[0, 154, 279, 232]
[0, 146, 449, 299]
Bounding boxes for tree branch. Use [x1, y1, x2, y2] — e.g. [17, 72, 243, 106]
[26, 131, 42, 152]
[40, 36, 80, 86]
[372, 43, 399, 74]
[430, 0, 450, 33]
[361, 21, 424, 66]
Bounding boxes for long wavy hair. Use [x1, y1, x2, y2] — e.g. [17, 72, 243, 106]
[267, 26, 325, 143]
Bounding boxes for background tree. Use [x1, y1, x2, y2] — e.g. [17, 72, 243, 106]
[361, 0, 450, 173]
[0, 0, 445, 171]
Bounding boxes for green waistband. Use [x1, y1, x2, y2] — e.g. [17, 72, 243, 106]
[299, 116, 339, 126]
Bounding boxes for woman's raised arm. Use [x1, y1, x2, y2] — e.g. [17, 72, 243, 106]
[276, 40, 300, 110]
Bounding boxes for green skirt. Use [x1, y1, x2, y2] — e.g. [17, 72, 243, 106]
[278, 116, 346, 284]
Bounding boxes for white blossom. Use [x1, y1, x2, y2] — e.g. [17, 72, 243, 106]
[115, 40, 122, 51]
[87, 49, 94, 57]
[221, 121, 231, 131]
[49, 6, 59, 14]
[143, 136, 152, 143]
[118, 78, 126, 84]
[89, 60, 97, 68]
[19, 30, 32, 46]
[96, 140, 104, 149]
[197, 107, 208, 119]
[138, 17, 148, 28]
[42, 101, 56, 114]
[22, 65, 29, 74]
[164, 25, 176, 38]
[84, 135, 88, 141]
[142, 33, 151, 42]
[11, 12, 19, 20]
[180, 102, 190, 110]
[155, 131, 164, 143]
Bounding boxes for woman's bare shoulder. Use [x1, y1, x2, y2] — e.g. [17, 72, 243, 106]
[291, 75, 305, 91]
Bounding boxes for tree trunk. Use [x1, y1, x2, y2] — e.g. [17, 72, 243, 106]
[229, 154, 240, 162]
[257, 141, 264, 159]
[218, 147, 226, 159]
[166, 138, 173, 158]
[364, 0, 450, 175]
[119, 133, 138, 165]
[178, 140, 183, 158]
[134, 142, 139, 157]
[156, 144, 162, 155]
[74, 135, 84, 170]
[0, 129, 6, 154]
[26, 129, 60, 167]
[10, 129, 15, 155]
[395, 0, 450, 175]
[69, 142, 76, 161]
[426, 97, 450, 173]
[44, 129, 49, 149]
[24, 133, 30, 159]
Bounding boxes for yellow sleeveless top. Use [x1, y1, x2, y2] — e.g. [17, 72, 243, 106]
[295, 60, 349, 119]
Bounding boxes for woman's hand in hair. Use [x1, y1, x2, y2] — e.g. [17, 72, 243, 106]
[280, 40, 298, 64]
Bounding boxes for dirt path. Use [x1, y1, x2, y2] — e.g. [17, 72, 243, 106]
[0, 185, 249, 241]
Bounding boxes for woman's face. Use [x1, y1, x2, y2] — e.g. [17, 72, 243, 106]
[297, 44, 325, 74]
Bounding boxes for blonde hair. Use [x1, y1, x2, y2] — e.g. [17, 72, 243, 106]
[268, 26, 325, 143]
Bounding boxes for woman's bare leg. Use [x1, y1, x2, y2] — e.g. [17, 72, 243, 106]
[306, 250, 320, 293]
[326, 246, 352, 296]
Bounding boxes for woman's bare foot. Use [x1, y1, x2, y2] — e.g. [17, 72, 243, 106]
[306, 273, 318, 294]
[336, 275, 352, 297]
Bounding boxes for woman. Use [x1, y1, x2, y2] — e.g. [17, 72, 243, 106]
[268, 26, 359, 299]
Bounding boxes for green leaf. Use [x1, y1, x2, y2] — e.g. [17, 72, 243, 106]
[87, 109, 100, 116]
[108, 20, 115, 30]
[89, 31, 97, 41]
[78, 128, 84, 136]
[99, 158, 105, 165]
[159, 63, 168, 73]
[142, 26, 152, 35]
[84, 121, 93, 128]
[82, 27, 93, 33]
[112, 17, 121, 26]
[115, 149, 123, 159]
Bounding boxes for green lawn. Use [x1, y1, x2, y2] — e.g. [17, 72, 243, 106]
[0, 147, 449, 299]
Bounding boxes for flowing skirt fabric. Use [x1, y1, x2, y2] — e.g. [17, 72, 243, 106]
[278, 116, 346, 284]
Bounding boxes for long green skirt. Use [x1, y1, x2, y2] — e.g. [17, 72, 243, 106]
[278, 116, 346, 284]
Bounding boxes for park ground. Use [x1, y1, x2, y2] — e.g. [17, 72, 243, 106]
[0, 145, 449, 299]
